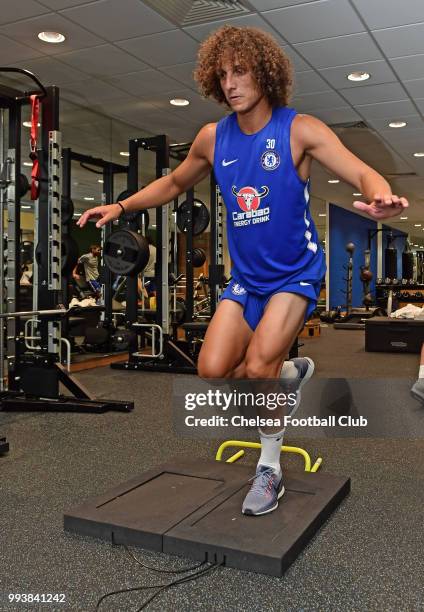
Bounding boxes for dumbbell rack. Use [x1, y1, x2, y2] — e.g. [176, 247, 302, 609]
[376, 283, 424, 309]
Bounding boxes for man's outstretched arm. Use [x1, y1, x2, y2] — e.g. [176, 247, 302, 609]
[295, 114, 409, 219]
[77, 124, 215, 228]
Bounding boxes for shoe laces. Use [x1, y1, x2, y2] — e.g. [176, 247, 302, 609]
[248, 467, 276, 496]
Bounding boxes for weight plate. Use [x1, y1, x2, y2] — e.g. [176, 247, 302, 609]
[177, 198, 210, 236]
[19, 173, 30, 199]
[61, 195, 74, 225]
[193, 247, 206, 268]
[117, 190, 149, 231]
[104, 229, 150, 276]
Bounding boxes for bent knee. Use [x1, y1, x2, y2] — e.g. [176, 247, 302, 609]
[245, 358, 280, 379]
[197, 357, 231, 380]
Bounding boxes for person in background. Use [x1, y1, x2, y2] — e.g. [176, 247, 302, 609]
[73, 244, 101, 296]
[138, 235, 157, 300]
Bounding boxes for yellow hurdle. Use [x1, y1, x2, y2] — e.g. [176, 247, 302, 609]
[215, 440, 323, 472]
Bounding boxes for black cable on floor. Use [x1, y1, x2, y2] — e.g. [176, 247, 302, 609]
[134, 562, 222, 612]
[123, 544, 206, 574]
[95, 562, 221, 612]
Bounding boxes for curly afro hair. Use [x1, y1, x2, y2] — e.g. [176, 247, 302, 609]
[194, 25, 293, 108]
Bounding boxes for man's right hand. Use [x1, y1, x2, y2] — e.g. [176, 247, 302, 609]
[77, 203, 122, 228]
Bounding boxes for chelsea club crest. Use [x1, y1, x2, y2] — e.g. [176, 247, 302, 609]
[261, 150, 280, 171]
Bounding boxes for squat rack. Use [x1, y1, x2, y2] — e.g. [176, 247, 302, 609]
[0, 68, 133, 414]
[111, 135, 226, 373]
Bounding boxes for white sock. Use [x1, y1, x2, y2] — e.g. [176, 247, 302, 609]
[280, 360, 298, 379]
[419, 365, 424, 378]
[258, 428, 284, 474]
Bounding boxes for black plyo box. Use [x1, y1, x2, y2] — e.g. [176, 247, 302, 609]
[64, 459, 350, 577]
[365, 317, 424, 353]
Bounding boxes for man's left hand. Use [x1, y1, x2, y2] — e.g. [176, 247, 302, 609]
[353, 194, 409, 219]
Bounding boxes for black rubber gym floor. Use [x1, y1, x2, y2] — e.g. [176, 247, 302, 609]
[1, 327, 423, 611]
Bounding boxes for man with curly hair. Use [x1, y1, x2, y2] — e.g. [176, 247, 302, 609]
[78, 26, 408, 516]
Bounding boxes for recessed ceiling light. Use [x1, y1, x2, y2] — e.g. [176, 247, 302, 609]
[353, 192, 362, 196]
[414, 223, 422, 227]
[38, 31, 65, 44]
[400, 216, 408, 220]
[414, 152, 424, 157]
[84, 197, 94, 201]
[389, 121, 407, 128]
[23, 121, 40, 127]
[98, 179, 104, 184]
[347, 71, 370, 82]
[23, 162, 32, 167]
[328, 179, 339, 184]
[120, 151, 130, 157]
[170, 98, 190, 106]
[21, 205, 31, 210]
[318, 213, 326, 217]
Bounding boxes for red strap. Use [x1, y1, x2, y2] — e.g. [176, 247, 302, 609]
[29, 94, 40, 200]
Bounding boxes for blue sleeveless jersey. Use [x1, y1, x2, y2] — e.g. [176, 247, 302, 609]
[213, 106, 326, 295]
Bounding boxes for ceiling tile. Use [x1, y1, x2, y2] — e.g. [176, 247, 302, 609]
[107, 69, 184, 97]
[352, 0, 424, 30]
[56, 44, 148, 77]
[339, 82, 407, 106]
[0, 34, 43, 63]
[138, 88, 199, 110]
[38, 0, 99, 8]
[61, 0, 174, 42]
[382, 127, 424, 147]
[281, 46, 310, 72]
[7, 56, 88, 85]
[404, 78, 424, 99]
[390, 54, 424, 81]
[319, 60, 396, 90]
[184, 14, 284, 43]
[368, 115, 424, 131]
[250, 0, 320, 8]
[355, 100, 417, 119]
[311, 106, 362, 125]
[60, 78, 127, 105]
[373, 23, 424, 59]
[0, 0, 49, 24]
[294, 33, 382, 69]
[293, 70, 331, 95]
[265, 0, 364, 44]
[161, 62, 197, 89]
[116, 30, 199, 68]
[0, 14, 104, 55]
[177, 97, 225, 123]
[292, 90, 346, 111]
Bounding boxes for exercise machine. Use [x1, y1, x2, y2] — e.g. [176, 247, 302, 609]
[107, 136, 226, 374]
[0, 68, 132, 413]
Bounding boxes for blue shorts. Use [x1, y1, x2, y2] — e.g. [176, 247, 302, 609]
[88, 279, 101, 293]
[221, 278, 321, 331]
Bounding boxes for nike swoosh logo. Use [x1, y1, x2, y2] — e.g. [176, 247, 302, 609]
[222, 159, 238, 167]
[300, 282, 311, 286]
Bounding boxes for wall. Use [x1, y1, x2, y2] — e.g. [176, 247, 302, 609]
[328, 204, 378, 309]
